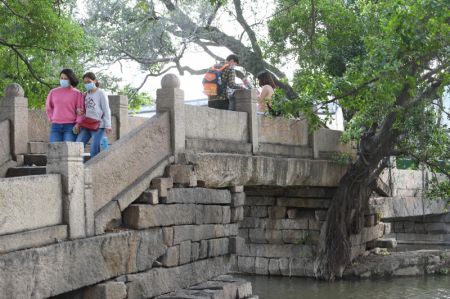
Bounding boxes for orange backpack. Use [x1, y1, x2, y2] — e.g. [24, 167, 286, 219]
[202, 64, 229, 96]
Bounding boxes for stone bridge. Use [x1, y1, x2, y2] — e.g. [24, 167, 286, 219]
[0, 75, 448, 299]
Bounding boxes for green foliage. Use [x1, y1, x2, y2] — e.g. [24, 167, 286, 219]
[0, 0, 93, 108]
[117, 85, 154, 113]
[267, 0, 450, 196]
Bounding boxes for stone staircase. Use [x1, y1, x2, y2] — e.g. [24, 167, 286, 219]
[6, 141, 48, 177]
[6, 141, 92, 178]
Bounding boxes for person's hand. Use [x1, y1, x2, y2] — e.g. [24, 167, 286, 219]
[105, 128, 112, 134]
[72, 124, 79, 135]
[76, 108, 84, 116]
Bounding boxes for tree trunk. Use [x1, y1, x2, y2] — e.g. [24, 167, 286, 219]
[314, 103, 403, 279]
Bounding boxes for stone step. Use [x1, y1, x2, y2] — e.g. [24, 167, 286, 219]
[6, 166, 46, 177]
[23, 154, 47, 166]
[28, 141, 48, 154]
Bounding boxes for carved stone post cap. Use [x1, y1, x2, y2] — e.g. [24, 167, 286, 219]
[161, 74, 180, 89]
[5, 83, 25, 97]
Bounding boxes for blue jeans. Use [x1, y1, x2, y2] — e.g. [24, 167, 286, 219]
[76, 128, 105, 158]
[49, 123, 77, 142]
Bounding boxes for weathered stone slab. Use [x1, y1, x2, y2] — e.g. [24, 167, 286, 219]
[257, 142, 313, 159]
[172, 224, 238, 245]
[165, 164, 197, 186]
[28, 141, 48, 154]
[249, 206, 268, 218]
[208, 238, 230, 257]
[126, 256, 230, 299]
[344, 250, 450, 278]
[276, 197, 330, 208]
[370, 196, 447, 220]
[185, 139, 253, 155]
[237, 256, 255, 273]
[115, 156, 171, 211]
[350, 224, 385, 245]
[95, 201, 122, 235]
[151, 177, 174, 198]
[163, 188, 231, 205]
[83, 281, 127, 299]
[191, 242, 200, 262]
[245, 196, 275, 206]
[244, 186, 336, 198]
[180, 240, 192, 265]
[124, 204, 230, 229]
[231, 207, 244, 222]
[137, 189, 159, 204]
[183, 153, 348, 188]
[238, 243, 314, 258]
[184, 105, 248, 142]
[264, 229, 283, 244]
[255, 257, 269, 275]
[230, 185, 244, 193]
[231, 193, 245, 207]
[257, 116, 308, 146]
[289, 257, 315, 277]
[87, 112, 171, 212]
[249, 228, 266, 244]
[0, 225, 67, 254]
[160, 246, 179, 267]
[0, 230, 167, 299]
[155, 276, 254, 299]
[268, 207, 286, 219]
[0, 174, 62, 235]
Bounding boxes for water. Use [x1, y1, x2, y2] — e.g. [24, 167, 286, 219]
[240, 275, 450, 299]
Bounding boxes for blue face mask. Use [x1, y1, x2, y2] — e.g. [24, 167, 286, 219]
[60, 79, 70, 88]
[85, 82, 96, 91]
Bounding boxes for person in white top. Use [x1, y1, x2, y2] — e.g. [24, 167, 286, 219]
[75, 72, 112, 158]
[257, 71, 277, 113]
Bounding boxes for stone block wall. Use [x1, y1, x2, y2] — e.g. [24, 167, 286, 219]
[234, 186, 387, 277]
[386, 213, 450, 244]
[118, 184, 244, 298]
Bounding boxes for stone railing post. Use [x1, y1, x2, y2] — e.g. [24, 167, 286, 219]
[47, 142, 89, 239]
[0, 83, 28, 160]
[156, 74, 185, 162]
[109, 95, 129, 139]
[235, 89, 259, 153]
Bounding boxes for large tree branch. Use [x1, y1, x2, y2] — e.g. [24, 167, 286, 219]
[0, 39, 51, 87]
[233, 0, 263, 58]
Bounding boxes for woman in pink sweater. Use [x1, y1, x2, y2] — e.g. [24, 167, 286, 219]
[45, 69, 84, 142]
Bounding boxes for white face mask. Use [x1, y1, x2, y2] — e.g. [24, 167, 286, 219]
[60, 79, 70, 88]
[85, 82, 96, 91]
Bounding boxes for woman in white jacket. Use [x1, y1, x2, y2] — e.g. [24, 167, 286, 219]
[75, 72, 112, 158]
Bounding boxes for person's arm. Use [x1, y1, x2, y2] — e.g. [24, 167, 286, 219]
[75, 91, 85, 124]
[227, 68, 243, 89]
[99, 90, 112, 132]
[45, 90, 54, 122]
[259, 85, 274, 101]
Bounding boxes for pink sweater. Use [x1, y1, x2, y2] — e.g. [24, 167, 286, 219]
[46, 86, 84, 124]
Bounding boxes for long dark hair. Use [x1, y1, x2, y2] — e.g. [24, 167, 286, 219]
[82, 72, 100, 87]
[257, 71, 276, 89]
[60, 69, 79, 87]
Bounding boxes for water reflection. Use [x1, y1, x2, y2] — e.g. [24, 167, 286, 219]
[240, 275, 450, 299]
